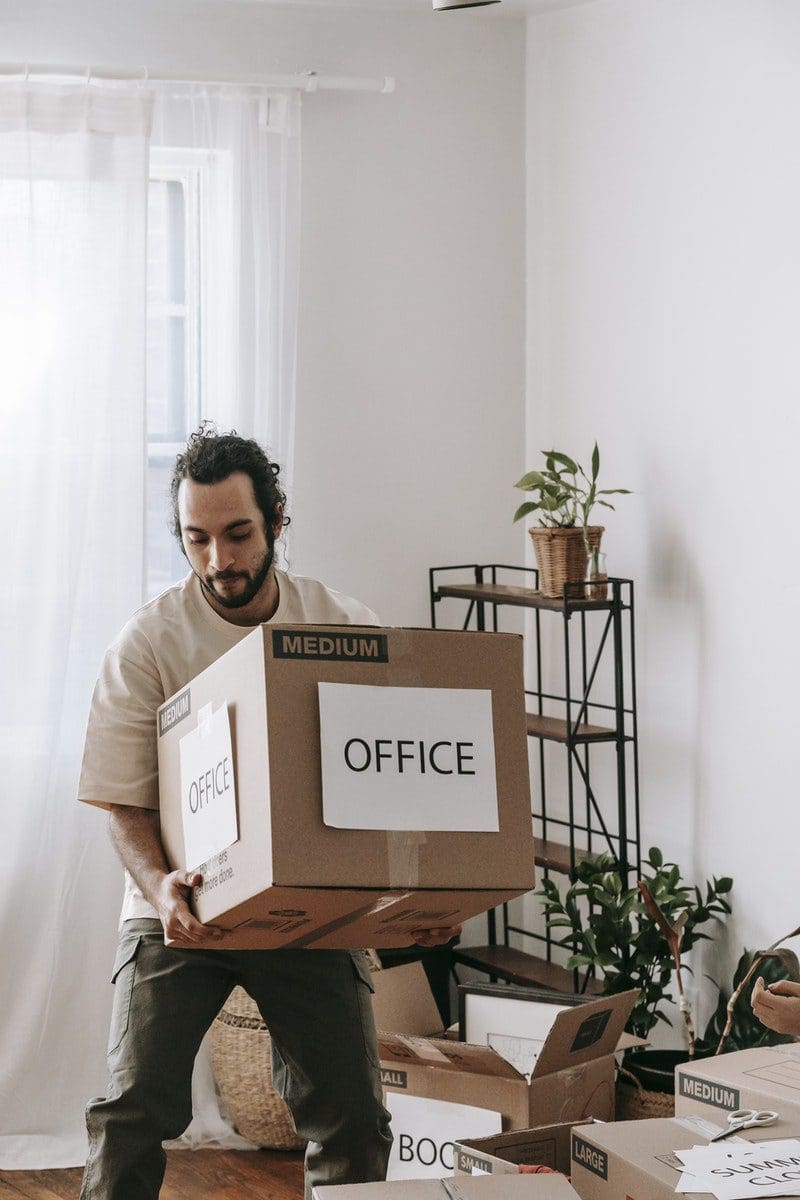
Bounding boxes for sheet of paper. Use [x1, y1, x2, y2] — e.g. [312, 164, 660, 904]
[385, 1091, 502, 1180]
[487, 1032, 543, 1080]
[318, 682, 499, 831]
[178, 702, 238, 871]
[674, 1140, 800, 1198]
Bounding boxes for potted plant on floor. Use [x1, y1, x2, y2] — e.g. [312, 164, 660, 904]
[513, 443, 630, 599]
[538, 848, 733, 1116]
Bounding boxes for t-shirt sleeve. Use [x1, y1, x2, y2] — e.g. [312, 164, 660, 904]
[77, 643, 164, 811]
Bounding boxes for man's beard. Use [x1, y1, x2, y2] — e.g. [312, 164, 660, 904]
[199, 541, 274, 610]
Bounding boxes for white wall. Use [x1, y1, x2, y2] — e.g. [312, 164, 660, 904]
[0, 0, 527, 624]
[526, 0, 800, 1023]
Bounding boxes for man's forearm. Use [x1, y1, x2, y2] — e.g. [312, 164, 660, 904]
[108, 805, 171, 910]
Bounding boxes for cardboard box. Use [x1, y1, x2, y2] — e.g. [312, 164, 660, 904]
[156, 624, 535, 948]
[675, 1046, 800, 1126]
[568, 1114, 800, 1200]
[453, 1122, 578, 1176]
[374, 964, 637, 1180]
[313, 1175, 580, 1199]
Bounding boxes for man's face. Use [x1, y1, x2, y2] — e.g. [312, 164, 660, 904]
[177, 472, 279, 611]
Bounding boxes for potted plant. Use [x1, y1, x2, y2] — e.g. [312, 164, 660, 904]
[537, 849, 733, 1114]
[513, 443, 630, 599]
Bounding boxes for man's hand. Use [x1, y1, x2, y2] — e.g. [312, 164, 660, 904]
[411, 925, 462, 948]
[154, 868, 224, 947]
[108, 805, 223, 947]
[751, 976, 800, 1036]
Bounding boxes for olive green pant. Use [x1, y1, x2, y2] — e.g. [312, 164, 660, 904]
[80, 919, 392, 1200]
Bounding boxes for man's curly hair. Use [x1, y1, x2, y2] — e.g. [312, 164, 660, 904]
[170, 422, 289, 544]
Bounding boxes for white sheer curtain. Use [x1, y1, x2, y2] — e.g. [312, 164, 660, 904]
[0, 80, 153, 1169]
[0, 81, 300, 1169]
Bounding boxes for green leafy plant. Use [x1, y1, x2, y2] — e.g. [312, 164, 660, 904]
[513, 444, 630, 548]
[538, 849, 733, 1042]
[697, 937, 800, 1057]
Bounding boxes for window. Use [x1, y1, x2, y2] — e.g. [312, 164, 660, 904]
[145, 150, 203, 601]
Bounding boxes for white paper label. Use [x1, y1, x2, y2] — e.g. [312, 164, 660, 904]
[385, 1092, 502, 1180]
[318, 683, 499, 831]
[178, 703, 238, 871]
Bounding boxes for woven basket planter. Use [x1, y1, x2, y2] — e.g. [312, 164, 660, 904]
[528, 525, 604, 599]
[211, 986, 305, 1150]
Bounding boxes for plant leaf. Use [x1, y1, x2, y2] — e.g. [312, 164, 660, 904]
[513, 501, 539, 523]
[544, 450, 579, 474]
[591, 442, 600, 481]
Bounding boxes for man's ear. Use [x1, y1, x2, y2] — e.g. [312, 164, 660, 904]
[273, 504, 285, 541]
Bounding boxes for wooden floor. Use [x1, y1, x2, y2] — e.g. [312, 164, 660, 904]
[0, 1148, 305, 1200]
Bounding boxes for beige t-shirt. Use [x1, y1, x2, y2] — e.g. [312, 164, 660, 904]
[78, 568, 378, 922]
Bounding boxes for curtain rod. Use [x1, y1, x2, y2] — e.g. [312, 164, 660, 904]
[0, 63, 396, 93]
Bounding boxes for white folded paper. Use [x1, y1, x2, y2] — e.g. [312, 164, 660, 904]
[674, 1139, 800, 1198]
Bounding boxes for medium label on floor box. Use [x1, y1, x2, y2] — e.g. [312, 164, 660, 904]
[678, 1073, 740, 1110]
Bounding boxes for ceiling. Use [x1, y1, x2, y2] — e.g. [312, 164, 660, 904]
[239, 0, 598, 17]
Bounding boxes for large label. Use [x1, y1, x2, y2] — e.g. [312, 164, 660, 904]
[678, 1073, 740, 1110]
[272, 629, 388, 662]
[318, 683, 499, 832]
[572, 1133, 608, 1180]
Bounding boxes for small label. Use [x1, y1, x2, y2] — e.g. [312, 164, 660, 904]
[572, 1133, 608, 1180]
[678, 1073, 740, 1110]
[381, 1067, 408, 1089]
[159, 687, 191, 737]
[455, 1149, 494, 1175]
[272, 629, 388, 662]
[570, 1008, 612, 1052]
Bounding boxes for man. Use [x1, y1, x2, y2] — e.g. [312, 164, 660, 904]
[78, 426, 455, 1200]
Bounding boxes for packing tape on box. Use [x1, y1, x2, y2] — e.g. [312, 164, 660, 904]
[386, 830, 427, 888]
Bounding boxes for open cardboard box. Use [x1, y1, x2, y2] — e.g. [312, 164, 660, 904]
[371, 962, 639, 1180]
[675, 1046, 800, 1126]
[453, 1121, 580, 1176]
[313, 1176, 580, 1199]
[157, 624, 535, 948]
[568, 1114, 800, 1200]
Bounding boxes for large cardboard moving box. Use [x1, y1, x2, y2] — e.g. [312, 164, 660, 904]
[675, 1046, 800, 1126]
[157, 624, 535, 948]
[569, 1114, 800, 1200]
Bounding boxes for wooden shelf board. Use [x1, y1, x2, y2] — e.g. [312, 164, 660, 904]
[452, 944, 603, 994]
[534, 839, 601, 874]
[525, 712, 618, 743]
[435, 583, 613, 612]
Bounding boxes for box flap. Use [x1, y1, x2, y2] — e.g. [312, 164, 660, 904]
[379, 1033, 524, 1080]
[371, 962, 443, 1037]
[532, 989, 639, 1078]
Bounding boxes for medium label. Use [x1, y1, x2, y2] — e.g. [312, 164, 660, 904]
[272, 629, 388, 662]
[159, 687, 191, 737]
[572, 1133, 608, 1180]
[678, 1073, 740, 1110]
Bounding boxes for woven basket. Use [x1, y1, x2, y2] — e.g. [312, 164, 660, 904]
[211, 986, 305, 1150]
[528, 526, 604, 599]
[615, 1070, 675, 1120]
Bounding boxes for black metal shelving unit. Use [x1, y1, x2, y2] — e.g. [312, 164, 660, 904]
[429, 562, 641, 994]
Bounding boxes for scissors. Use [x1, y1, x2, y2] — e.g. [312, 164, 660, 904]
[709, 1108, 780, 1142]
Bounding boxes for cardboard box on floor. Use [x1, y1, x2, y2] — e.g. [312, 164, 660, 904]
[568, 1114, 800, 1200]
[313, 1174, 580, 1199]
[157, 624, 535, 949]
[453, 1122, 579, 1176]
[675, 1046, 800, 1125]
[372, 962, 638, 1178]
